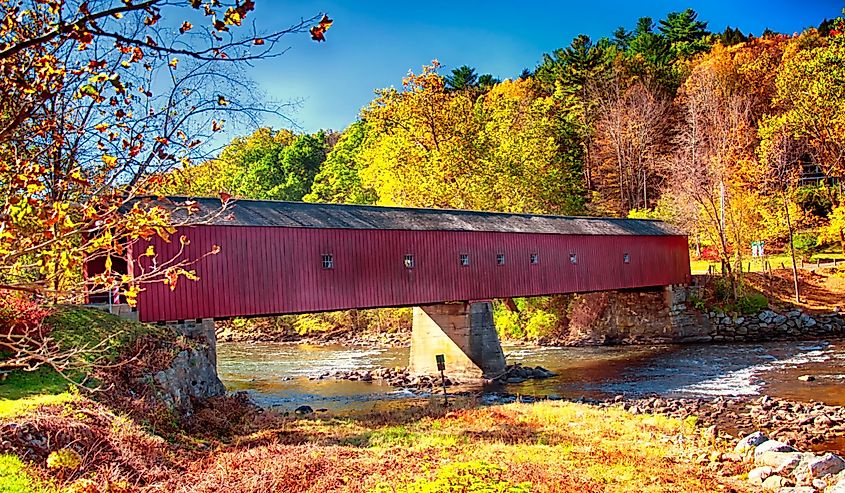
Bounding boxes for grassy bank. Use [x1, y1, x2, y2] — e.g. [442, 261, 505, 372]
[0, 394, 752, 492]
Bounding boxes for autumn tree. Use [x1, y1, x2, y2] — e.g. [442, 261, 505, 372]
[0, 0, 323, 301]
[589, 75, 672, 214]
[360, 62, 584, 214]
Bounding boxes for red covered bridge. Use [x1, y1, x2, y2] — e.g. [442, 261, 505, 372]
[91, 198, 691, 324]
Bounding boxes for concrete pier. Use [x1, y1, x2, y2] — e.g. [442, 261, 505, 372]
[409, 301, 506, 379]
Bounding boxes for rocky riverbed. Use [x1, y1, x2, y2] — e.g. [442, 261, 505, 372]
[732, 430, 845, 492]
[312, 363, 556, 389]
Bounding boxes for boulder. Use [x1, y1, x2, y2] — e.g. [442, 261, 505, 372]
[808, 453, 845, 479]
[736, 431, 769, 454]
[755, 440, 798, 458]
[754, 451, 803, 472]
[294, 405, 314, 415]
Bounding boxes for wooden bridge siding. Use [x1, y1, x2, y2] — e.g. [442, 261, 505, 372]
[134, 226, 691, 322]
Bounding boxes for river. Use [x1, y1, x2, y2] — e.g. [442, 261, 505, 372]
[217, 339, 845, 412]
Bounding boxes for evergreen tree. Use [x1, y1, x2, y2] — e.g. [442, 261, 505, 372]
[445, 65, 479, 91]
[658, 9, 711, 59]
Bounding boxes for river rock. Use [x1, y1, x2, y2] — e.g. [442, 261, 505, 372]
[831, 478, 845, 493]
[736, 431, 769, 454]
[747, 466, 773, 485]
[755, 451, 803, 471]
[808, 453, 845, 479]
[755, 440, 798, 457]
[797, 375, 816, 382]
[761, 475, 793, 490]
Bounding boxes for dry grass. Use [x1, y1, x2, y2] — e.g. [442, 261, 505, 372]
[743, 269, 845, 312]
[152, 402, 749, 493]
[2, 384, 753, 492]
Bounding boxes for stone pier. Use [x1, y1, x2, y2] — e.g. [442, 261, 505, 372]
[409, 301, 507, 379]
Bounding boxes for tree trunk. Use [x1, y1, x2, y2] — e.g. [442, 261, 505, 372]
[784, 191, 801, 303]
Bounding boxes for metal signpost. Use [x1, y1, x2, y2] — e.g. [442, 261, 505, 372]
[436, 354, 447, 407]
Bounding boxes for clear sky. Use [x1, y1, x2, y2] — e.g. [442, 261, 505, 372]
[245, 1, 843, 135]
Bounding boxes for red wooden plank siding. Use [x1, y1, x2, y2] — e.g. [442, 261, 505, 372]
[133, 225, 691, 322]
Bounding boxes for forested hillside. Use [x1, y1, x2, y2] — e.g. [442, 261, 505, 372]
[164, 9, 845, 340]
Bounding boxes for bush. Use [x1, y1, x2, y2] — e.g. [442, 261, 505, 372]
[791, 232, 819, 259]
[0, 292, 51, 338]
[736, 293, 768, 315]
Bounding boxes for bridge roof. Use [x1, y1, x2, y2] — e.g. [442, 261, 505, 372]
[158, 197, 681, 236]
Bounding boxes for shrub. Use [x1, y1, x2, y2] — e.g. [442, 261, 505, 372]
[791, 232, 819, 259]
[736, 293, 768, 315]
[0, 292, 51, 338]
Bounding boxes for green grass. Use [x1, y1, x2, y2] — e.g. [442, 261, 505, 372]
[0, 454, 55, 493]
[1, 306, 170, 417]
[45, 306, 172, 363]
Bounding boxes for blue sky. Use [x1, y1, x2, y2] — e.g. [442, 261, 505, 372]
[244, 1, 843, 135]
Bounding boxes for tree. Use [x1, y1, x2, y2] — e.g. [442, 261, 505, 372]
[0, 0, 322, 300]
[658, 9, 711, 60]
[445, 65, 478, 91]
[305, 121, 378, 204]
[359, 63, 584, 214]
[590, 76, 672, 214]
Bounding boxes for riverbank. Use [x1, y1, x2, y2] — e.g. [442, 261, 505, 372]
[1, 390, 756, 492]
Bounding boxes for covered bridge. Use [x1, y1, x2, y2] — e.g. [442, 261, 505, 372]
[90, 198, 691, 324]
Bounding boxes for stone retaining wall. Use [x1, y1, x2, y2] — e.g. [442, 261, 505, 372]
[552, 285, 845, 346]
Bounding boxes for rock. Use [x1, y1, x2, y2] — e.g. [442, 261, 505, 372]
[736, 432, 769, 454]
[747, 466, 773, 485]
[831, 477, 845, 493]
[808, 453, 845, 479]
[776, 487, 816, 493]
[761, 475, 793, 490]
[294, 405, 314, 415]
[506, 377, 526, 384]
[153, 348, 226, 413]
[755, 451, 803, 472]
[798, 375, 816, 382]
[755, 440, 798, 458]
[811, 478, 828, 490]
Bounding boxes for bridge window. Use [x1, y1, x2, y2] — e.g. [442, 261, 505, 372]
[404, 254, 415, 269]
[321, 254, 334, 269]
[569, 253, 577, 264]
[496, 253, 505, 265]
[623, 253, 630, 264]
[530, 253, 539, 265]
[459, 254, 470, 267]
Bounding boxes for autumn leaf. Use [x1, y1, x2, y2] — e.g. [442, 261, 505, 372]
[217, 95, 229, 106]
[180, 21, 193, 33]
[102, 155, 117, 168]
[219, 191, 231, 204]
[94, 122, 109, 132]
[310, 14, 333, 42]
[254, 38, 265, 45]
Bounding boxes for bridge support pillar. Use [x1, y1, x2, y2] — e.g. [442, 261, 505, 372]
[409, 301, 506, 380]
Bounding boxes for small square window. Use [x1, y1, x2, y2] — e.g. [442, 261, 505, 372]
[459, 254, 470, 267]
[404, 254, 415, 269]
[569, 253, 577, 264]
[496, 253, 505, 266]
[623, 253, 630, 264]
[322, 254, 334, 269]
[530, 253, 539, 265]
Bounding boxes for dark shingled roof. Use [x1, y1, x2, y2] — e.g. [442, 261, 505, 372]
[153, 197, 682, 236]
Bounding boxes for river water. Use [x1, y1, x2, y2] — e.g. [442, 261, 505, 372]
[218, 340, 845, 412]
